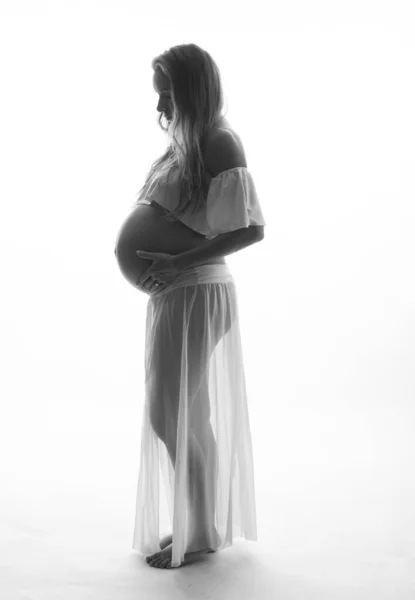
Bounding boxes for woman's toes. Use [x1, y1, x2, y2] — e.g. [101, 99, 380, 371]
[153, 558, 164, 568]
[146, 551, 160, 564]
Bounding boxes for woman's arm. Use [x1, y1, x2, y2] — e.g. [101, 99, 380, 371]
[173, 226, 263, 271]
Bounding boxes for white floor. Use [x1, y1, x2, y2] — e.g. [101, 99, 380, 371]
[2, 423, 414, 600]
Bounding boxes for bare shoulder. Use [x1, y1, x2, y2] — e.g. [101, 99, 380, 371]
[204, 122, 248, 178]
[208, 121, 245, 153]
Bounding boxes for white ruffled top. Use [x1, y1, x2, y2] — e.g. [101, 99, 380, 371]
[136, 166, 267, 240]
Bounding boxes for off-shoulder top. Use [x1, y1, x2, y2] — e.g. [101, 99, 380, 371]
[135, 166, 267, 240]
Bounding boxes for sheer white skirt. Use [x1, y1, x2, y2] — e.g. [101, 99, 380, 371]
[132, 263, 257, 567]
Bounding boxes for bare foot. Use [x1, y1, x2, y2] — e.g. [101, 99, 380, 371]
[147, 530, 221, 569]
[146, 541, 215, 569]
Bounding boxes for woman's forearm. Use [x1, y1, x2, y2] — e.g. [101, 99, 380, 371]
[173, 227, 262, 271]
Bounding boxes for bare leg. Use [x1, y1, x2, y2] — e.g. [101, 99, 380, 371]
[187, 373, 220, 546]
[159, 417, 219, 550]
[192, 422, 218, 529]
[187, 428, 219, 545]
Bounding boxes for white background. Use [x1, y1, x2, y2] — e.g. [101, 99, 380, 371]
[1, 1, 414, 598]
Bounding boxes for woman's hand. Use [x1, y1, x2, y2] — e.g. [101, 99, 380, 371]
[135, 251, 181, 292]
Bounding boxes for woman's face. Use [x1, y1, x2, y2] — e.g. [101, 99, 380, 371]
[153, 69, 173, 121]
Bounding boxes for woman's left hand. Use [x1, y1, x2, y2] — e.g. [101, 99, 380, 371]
[135, 251, 181, 288]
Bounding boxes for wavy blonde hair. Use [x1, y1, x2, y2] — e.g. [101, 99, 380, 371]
[131, 43, 228, 222]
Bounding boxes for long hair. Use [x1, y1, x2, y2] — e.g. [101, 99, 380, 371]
[131, 43, 228, 222]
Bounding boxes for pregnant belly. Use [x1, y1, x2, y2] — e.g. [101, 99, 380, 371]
[114, 202, 225, 290]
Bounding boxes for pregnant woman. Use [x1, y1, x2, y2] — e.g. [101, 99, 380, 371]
[114, 44, 266, 569]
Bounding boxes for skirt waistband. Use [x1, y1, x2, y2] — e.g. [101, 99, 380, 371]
[152, 263, 234, 297]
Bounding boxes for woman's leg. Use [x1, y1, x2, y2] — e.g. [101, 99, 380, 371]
[147, 283, 229, 550]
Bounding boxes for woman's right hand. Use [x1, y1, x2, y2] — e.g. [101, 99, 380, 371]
[137, 277, 169, 295]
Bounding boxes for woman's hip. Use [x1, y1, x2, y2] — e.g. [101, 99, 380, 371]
[150, 262, 235, 298]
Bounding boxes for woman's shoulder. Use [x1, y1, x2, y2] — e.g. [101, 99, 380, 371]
[208, 118, 242, 144]
[203, 120, 247, 178]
